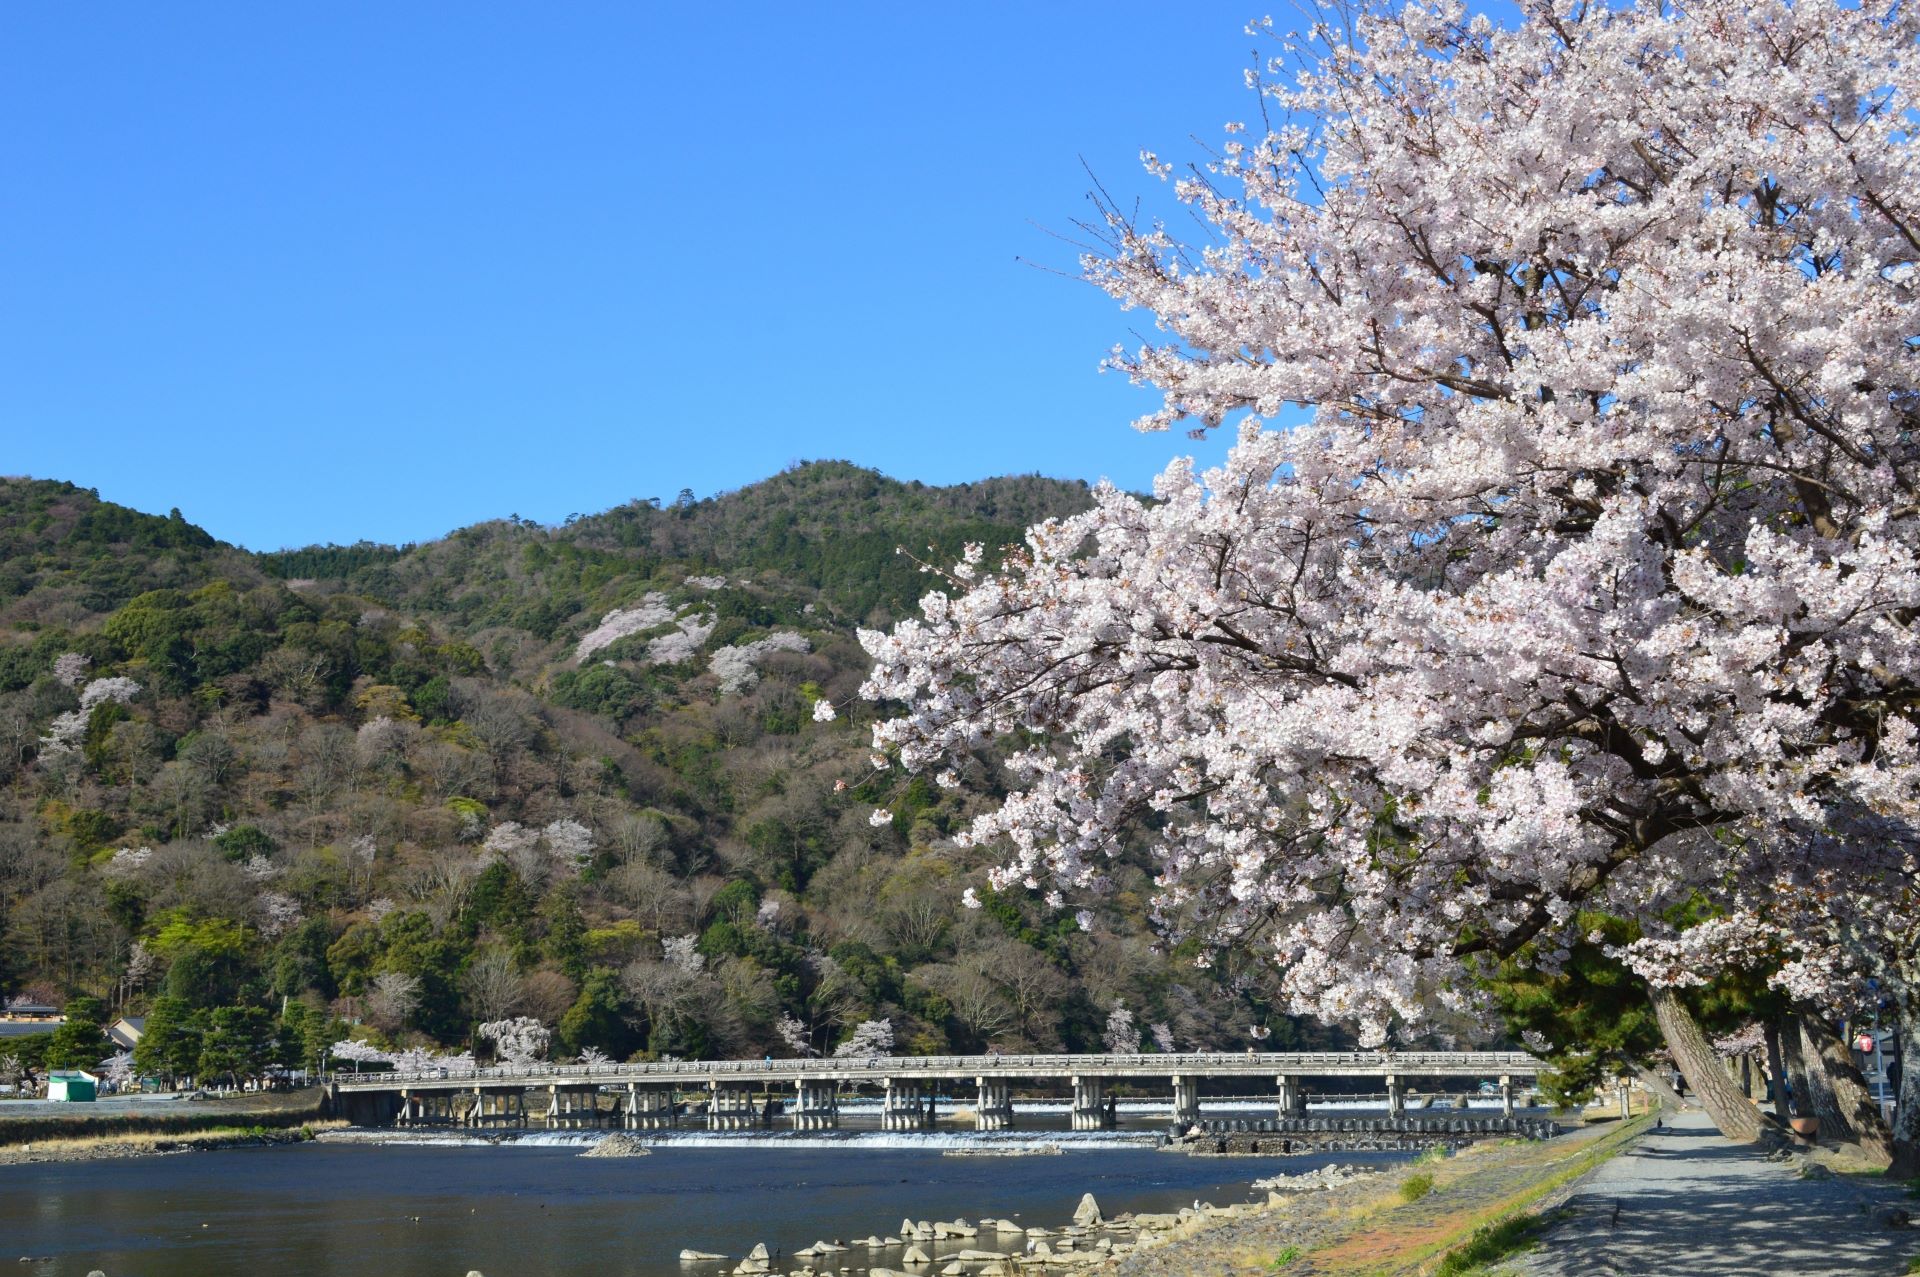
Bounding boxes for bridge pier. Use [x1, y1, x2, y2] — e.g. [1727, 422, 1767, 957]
[1070, 1076, 1114, 1130]
[1171, 1075, 1199, 1126]
[707, 1081, 762, 1130]
[1276, 1074, 1307, 1118]
[624, 1083, 676, 1129]
[1500, 1075, 1514, 1117]
[546, 1084, 605, 1128]
[974, 1078, 1014, 1131]
[474, 1087, 526, 1127]
[1385, 1074, 1405, 1118]
[792, 1079, 838, 1130]
[882, 1079, 933, 1131]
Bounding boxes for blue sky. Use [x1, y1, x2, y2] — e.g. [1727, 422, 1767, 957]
[0, 3, 1311, 550]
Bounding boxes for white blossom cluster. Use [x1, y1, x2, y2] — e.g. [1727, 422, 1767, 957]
[38, 676, 141, 755]
[574, 595, 676, 661]
[858, 0, 1920, 1045]
[644, 613, 716, 665]
[51, 652, 89, 687]
[477, 818, 596, 874]
[256, 891, 302, 937]
[574, 594, 719, 666]
[709, 632, 811, 694]
[103, 846, 153, 874]
[1710, 1023, 1767, 1057]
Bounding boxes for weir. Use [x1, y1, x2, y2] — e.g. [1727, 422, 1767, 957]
[332, 1050, 1543, 1132]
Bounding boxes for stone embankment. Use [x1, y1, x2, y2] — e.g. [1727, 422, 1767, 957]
[1170, 1114, 1559, 1157]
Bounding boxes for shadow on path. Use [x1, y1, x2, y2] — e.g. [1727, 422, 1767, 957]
[1521, 1112, 1912, 1277]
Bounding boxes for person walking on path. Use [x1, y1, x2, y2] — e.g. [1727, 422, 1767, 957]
[1521, 1111, 1912, 1276]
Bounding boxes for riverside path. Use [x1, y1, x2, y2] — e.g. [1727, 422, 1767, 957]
[1519, 1110, 1915, 1277]
[331, 1049, 1547, 1134]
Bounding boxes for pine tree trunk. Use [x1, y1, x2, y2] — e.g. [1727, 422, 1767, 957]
[1651, 985, 1766, 1143]
[1636, 1066, 1686, 1109]
[1800, 1013, 1892, 1166]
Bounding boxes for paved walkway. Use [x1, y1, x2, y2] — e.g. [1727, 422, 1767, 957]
[1519, 1111, 1914, 1276]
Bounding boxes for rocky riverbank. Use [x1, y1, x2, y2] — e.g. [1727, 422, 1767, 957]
[672, 1168, 1388, 1277]
[661, 1120, 1657, 1277]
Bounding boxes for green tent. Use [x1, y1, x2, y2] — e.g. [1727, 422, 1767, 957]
[47, 1070, 97, 1102]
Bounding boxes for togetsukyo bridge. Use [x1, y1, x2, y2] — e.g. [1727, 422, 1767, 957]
[331, 1050, 1546, 1133]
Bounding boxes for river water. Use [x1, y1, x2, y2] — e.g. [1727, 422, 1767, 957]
[0, 1120, 1412, 1277]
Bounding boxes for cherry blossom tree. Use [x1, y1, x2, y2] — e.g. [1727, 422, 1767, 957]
[662, 934, 705, 974]
[777, 1013, 813, 1056]
[859, 0, 1920, 1154]
[1103, 1003, 1141, 1054]
[328, 1039, 392, 1073]
[478, 1016, 551, 1066]
[832, 1018, 894, 1059]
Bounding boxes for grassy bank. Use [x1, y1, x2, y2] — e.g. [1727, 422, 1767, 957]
[1111, 1114, 1656, 1277]
[0, 1118, 347, 1165]
[0, 1088, 331, 1148]
[1301, 1115, 1656, 1275]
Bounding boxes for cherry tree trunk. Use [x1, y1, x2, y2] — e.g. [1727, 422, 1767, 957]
[1764, 1023, 1793, 1124]
[1800, 1014, 1892, 1166]
[1892, 1004, 1920, 1179]
[1651, 986, 1766, 1143]
[1784, 1015, 1841, 1137]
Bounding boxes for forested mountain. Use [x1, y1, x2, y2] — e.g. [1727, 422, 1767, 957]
[0, 463, 1344, 1074]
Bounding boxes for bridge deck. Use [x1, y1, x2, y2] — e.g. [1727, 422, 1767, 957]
[335, 1050, 1541, 1092]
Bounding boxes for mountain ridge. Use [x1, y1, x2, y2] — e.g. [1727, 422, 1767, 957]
[0, 461, 1344, 1078]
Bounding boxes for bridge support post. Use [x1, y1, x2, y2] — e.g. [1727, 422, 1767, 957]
[792, 1079, 838, 1130]
[627, 1085, 674, 1129]
[1276, 1075, 1306, 1118]
[882, 1079, 931, 1130]
[1500, 1075, 1514, 1117]
[707, 1081, 758, 1130]
[1171, 1075, 1199, 1127]
[1385, 1074, 1404, 1118]
[1070, 1076, 1112, 1130]
[974, 1078, 1013, 1131]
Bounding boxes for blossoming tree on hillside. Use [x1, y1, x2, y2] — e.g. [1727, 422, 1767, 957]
[859, 0, 1920, 1165]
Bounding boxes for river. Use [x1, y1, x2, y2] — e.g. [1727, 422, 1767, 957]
[1, 1124, 1411, 1277]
